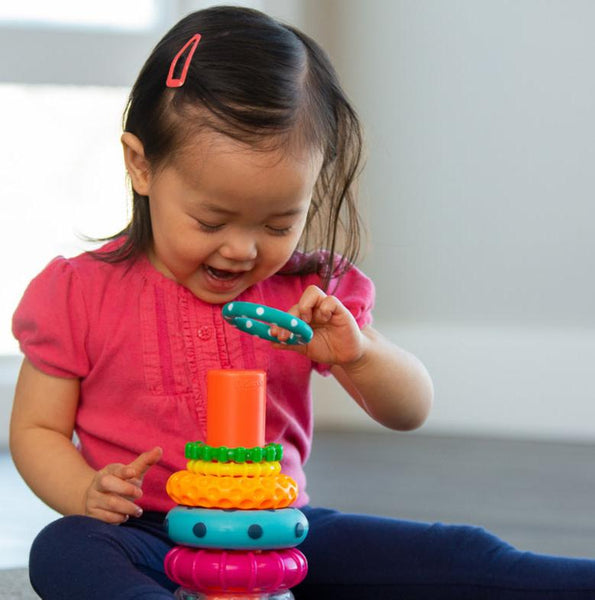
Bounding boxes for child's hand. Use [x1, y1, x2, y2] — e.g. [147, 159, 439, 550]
[83, 446, 162, 524]
[271, 285, 366, 367]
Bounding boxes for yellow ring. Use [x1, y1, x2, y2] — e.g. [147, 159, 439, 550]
[186, 460, 282, 477]
[166, 470, 298, 509]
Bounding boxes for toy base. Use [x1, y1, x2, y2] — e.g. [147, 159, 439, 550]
[174, 588, 294, 600]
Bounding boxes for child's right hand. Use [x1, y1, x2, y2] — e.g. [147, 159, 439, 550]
[83, 446, 163, 524]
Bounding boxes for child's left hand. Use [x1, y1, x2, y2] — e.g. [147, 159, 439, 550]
[271, 285, 366, 366]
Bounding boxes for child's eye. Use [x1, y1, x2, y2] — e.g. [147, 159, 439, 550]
[266, 225, 292, 236]
[196, 220, 224, 233]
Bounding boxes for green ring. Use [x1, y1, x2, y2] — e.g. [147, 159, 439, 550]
[185, 441, 283, 463]
[222, 301, 313, 345]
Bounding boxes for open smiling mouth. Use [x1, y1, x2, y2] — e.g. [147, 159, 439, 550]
[205, 265, 244, 281]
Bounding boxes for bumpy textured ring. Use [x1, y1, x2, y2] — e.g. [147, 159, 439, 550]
[185, 441, 283, 463]
[165, 506, 308, 550]
[165, 546, 308, 593]
[166, 470, 298, 509]
[187, 459, 281, 477]
[223, 301, 313, 345]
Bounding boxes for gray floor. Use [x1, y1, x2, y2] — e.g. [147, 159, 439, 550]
[1, 430, 595, 598]
[305, 430, 595, 558]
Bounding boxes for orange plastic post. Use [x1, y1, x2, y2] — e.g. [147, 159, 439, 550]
[206, 370, 266, 448]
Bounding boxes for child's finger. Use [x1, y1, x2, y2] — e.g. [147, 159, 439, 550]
[87, 507, 130, 525]
[296, 285, 327, 322]
[269, 324, 293, 343]
[312, 294, 341, 322]
[127, 446, 163, 479]
[125, 477, 143, 488]
[95, 471, 143, 500]
[88, 495, 144, 523]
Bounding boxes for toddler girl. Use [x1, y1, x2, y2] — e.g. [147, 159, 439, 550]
[10, 6, 595, 599]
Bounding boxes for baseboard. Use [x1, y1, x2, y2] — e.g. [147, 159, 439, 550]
[313, 322, 595, 442]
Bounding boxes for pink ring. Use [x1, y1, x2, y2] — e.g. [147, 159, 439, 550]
[165, 546, 308, 593]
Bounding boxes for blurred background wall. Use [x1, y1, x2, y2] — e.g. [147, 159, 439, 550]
[301, 0, 595, 440]
[1, 0, 594, 443]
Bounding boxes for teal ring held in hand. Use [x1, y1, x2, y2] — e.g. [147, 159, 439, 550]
[223, 301, 313, 345]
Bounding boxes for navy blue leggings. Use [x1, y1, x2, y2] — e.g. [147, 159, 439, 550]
[29, 507, 595, 599]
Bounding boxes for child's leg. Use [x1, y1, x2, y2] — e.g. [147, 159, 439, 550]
[29, 514, 176, 600]
[296, 507, 595, 599]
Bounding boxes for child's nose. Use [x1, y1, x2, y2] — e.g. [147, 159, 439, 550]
[219, 233, 258, 262]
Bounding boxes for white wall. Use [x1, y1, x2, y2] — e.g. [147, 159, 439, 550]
[2, 1, 595, 445]
[301, 1, 595, 440]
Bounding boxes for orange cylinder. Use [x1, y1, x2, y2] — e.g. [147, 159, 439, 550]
[206, 370, 266, 448]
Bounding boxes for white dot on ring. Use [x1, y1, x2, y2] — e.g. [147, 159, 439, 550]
[290, 319, 298, 328]
[246, 320, 253, 329]
[256, 307, 265, 316]
[227, 303, 234, 311]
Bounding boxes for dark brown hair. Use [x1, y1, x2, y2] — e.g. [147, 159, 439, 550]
[97, 5, 364, 289]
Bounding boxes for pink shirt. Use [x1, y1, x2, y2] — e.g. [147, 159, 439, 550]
[12, 241, 374, 512]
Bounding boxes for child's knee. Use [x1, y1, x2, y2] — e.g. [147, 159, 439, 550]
[29, 515, 98, 591]
[32, 515, 95, 552]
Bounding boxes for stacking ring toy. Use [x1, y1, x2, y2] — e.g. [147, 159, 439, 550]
[165, 507, 309, 550]
[223, 302, 313, 345]
[165, 546, 308, 593]
[166, 470, 298, 509]
[187, 460, 281, 478]
[185, 441, 283, 463]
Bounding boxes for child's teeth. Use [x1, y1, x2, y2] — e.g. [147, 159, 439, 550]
[208, 266, 236, 279]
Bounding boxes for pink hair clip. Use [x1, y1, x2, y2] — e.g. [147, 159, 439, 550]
[166, 33, 202, 88]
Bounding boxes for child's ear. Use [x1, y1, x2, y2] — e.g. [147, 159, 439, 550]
[121, 132, 152, 196]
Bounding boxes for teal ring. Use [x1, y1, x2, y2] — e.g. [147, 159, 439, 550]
[223, 301, 313, 345]
[165, 506, 309, 550]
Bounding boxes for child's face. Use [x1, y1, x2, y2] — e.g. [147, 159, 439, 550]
[127, 132, 322, 304]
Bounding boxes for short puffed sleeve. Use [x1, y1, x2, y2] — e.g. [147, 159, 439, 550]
[308, 264, 376, 375]
[328, 264, 375, 329]
[12, 257, 90, 378]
